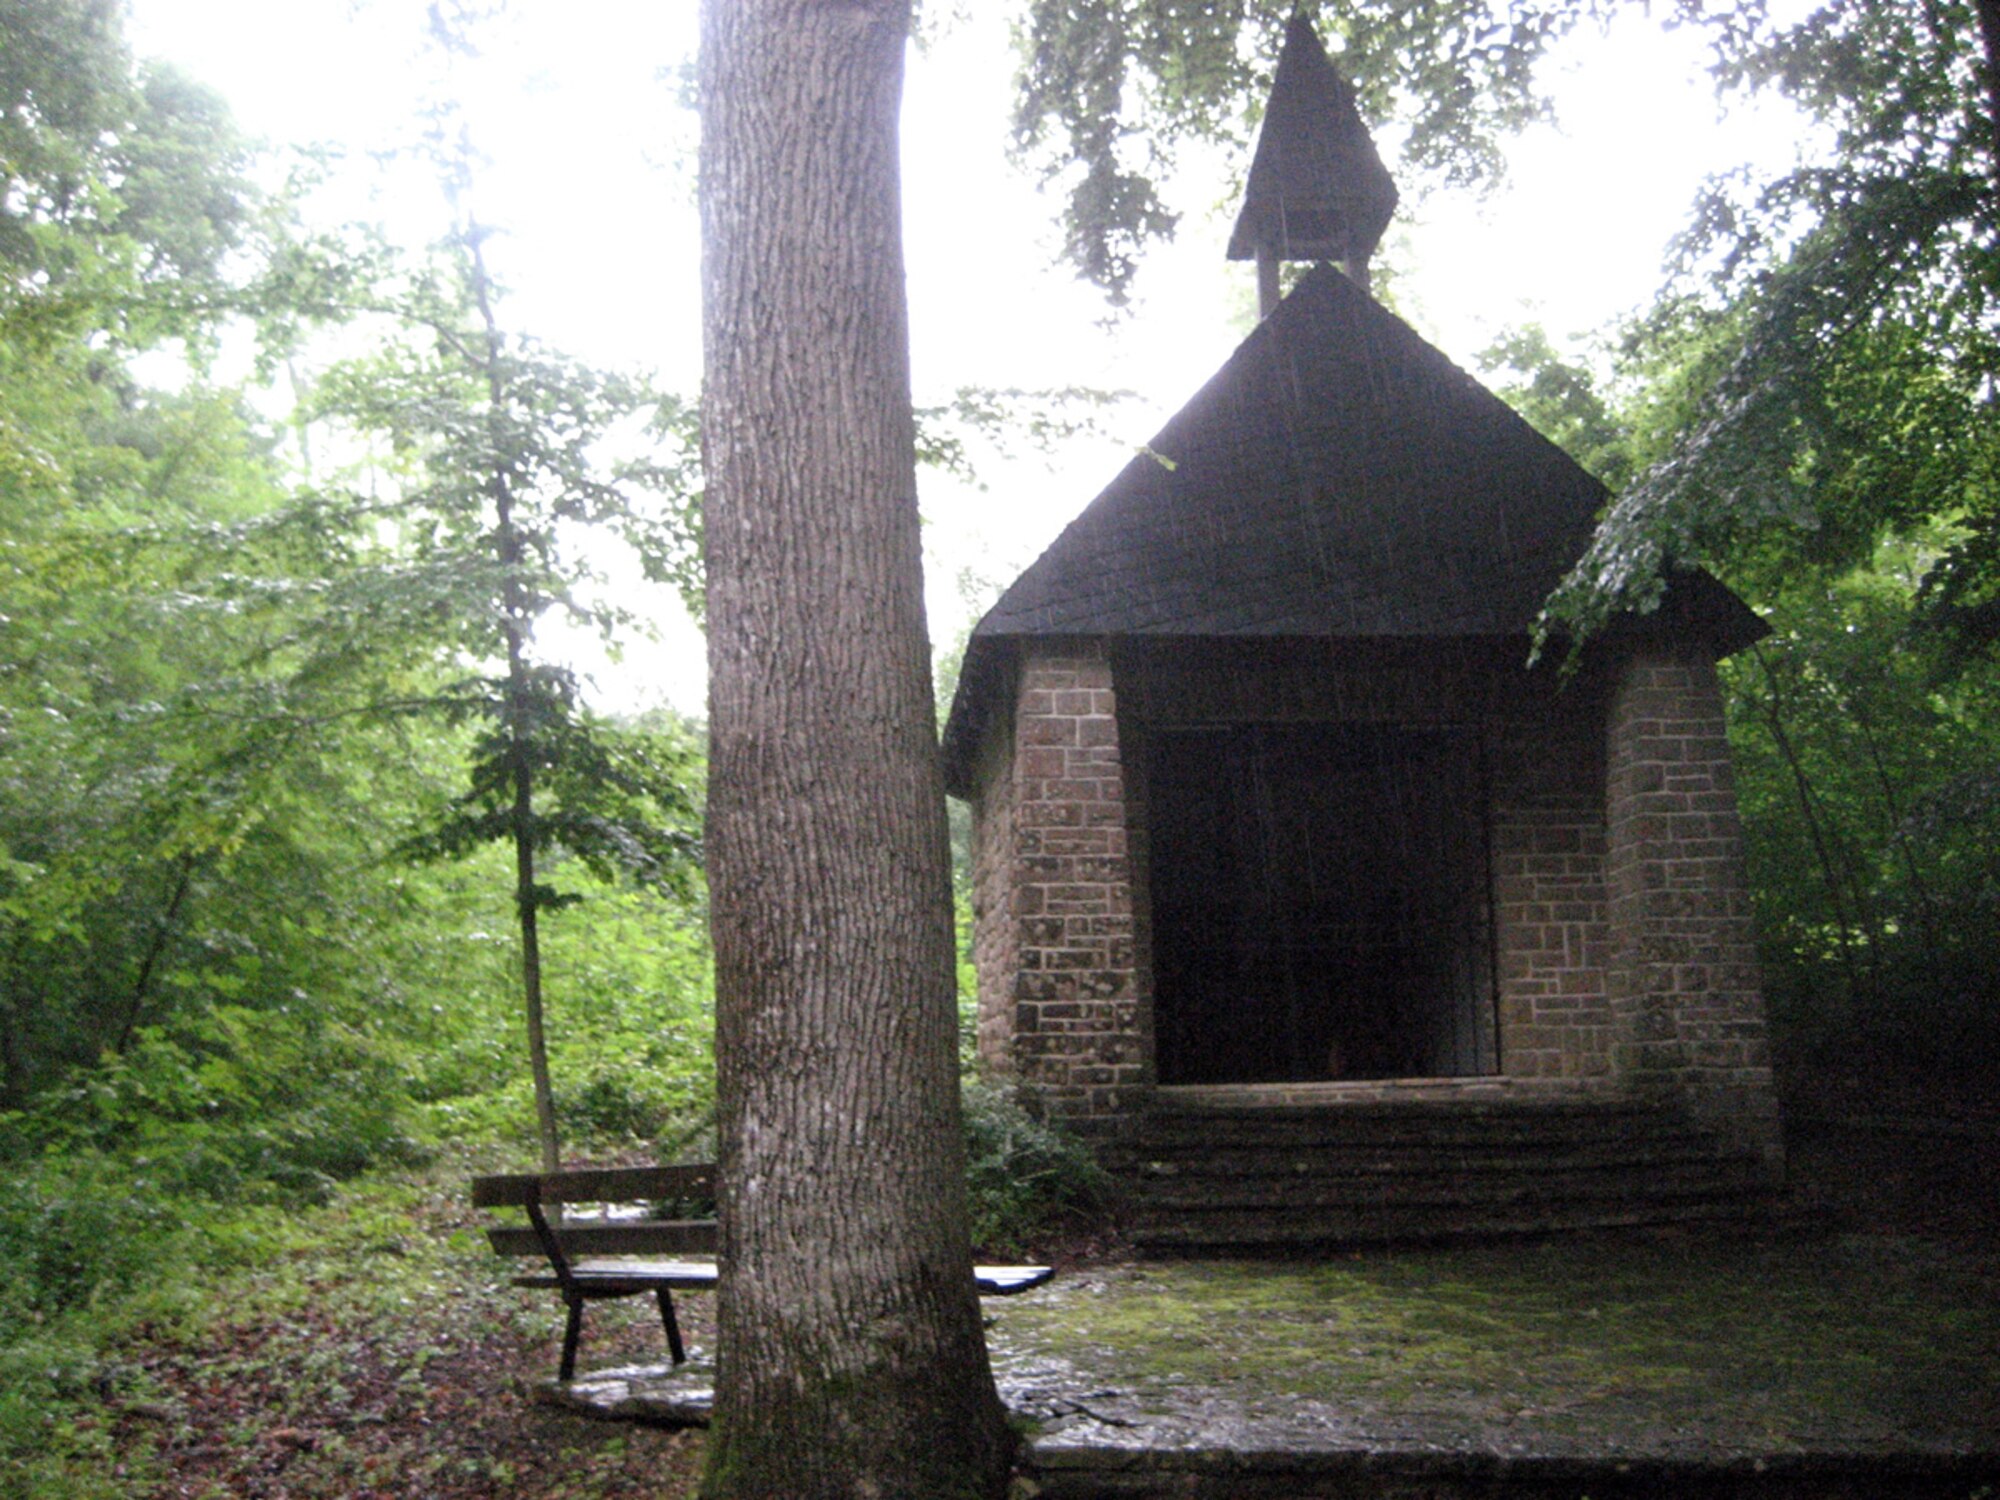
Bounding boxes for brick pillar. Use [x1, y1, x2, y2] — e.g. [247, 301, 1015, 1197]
[995, 645, 1148, 1134]
[968, 690, 1020, 1072]
[1488, 689, 1615, 1082]
[1605, 649, 1782, 1178]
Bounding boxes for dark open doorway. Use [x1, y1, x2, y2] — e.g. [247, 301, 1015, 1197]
[1149, 722, 1498, 1085]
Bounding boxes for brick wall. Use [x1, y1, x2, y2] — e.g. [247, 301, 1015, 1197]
[970, 644, 1149, 1133]
[967, 667, 1019, 1070]
[1605, 649, 1782, 1175]
[1488, 699, 1614, 1081]
[967, 638, 1779, 1169]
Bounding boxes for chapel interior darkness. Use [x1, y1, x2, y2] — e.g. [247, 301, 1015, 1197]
[1148, 723, 1499, 1085]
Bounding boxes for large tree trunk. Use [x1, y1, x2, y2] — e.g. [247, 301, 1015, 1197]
[696, 3, 1013, 1497]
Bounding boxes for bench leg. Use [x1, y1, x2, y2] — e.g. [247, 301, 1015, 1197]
[657, 1287, 686, 1366]
[559, 1295, 586, 1383]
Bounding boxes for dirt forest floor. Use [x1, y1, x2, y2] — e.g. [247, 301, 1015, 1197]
[92, 1088, 2000, 1500]
[88, 1165, 713, 1500]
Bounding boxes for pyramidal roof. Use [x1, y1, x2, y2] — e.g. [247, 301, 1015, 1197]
[940, 266, 1762, 791]
[1226, 13, 1398, 266]
[974, 265, 1610, 642]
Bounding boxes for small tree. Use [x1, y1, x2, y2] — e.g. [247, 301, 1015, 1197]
[300, 220, 699, 1171]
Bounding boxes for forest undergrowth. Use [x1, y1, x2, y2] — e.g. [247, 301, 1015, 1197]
[2, 1150, 709, 1499]
[0, 1058, 1104, 1499]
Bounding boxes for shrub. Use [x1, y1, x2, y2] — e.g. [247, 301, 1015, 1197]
[0, 1153, 185, 1329]
[555, 1072, 666, 1141]
[3, 1015, 426, 1210]
[960, 1077, 1109, 1255]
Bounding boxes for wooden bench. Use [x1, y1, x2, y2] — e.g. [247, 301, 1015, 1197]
[473, 1163, 1054, 1380]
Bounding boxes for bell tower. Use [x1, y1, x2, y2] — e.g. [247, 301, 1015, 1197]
[1226, 10, 1398, 314]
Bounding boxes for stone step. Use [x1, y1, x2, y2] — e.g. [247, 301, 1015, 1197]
[1106, 1096, 1777, 1249]
[1120, 1139, 1762, 1188]
[1123, 1160, 1765, 1218]
[1126, 1191, 1782, 1250]
[1147, 1094, 1667, 1119]
[1132, 1106, 1700, 1152]
[1113, 1135, 1727, 1178]
[1125, 1208, 1763, 1248]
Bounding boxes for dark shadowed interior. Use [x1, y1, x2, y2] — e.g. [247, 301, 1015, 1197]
[1147, 723, 1498, 1084]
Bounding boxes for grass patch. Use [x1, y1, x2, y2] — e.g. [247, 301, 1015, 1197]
[0, 1150, 707, 1499]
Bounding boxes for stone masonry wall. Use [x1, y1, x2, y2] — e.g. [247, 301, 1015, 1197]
[1605, 649, 1782, 1175]
[968, 667, 1019, 1071]
[986, 645, 1148, 1133]
[1487, 698, 1615, 1081]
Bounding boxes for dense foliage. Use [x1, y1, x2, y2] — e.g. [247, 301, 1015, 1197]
[1541, 0, 2000, 653]
[1, 14, 1116, 1485]
[1, 0, 716, 1387]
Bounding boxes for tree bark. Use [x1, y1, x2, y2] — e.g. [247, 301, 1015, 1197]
[697, 2, 1012, 1496]
[114, 852, 198, 1055]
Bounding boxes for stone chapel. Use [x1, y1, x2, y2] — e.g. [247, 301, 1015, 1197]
[940, 15, 1786, 1247]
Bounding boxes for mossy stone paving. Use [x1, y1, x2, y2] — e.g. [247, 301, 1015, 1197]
[986, 1234, 1999, 1463]
[549, 1231, 1999, 1493]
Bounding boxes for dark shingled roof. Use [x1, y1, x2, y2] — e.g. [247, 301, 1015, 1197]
[974, 265, 1613, 641]
[1226, 13, 1398, 267]
[940, 265, 1764, 795]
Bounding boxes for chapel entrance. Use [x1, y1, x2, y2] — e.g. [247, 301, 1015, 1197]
[1148, 723, 1499, 1085]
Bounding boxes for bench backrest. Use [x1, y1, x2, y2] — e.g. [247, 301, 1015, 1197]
[473, 1164, 719, 1261]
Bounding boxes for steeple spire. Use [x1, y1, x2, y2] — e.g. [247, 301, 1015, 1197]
[1227, 10, 1398, 314]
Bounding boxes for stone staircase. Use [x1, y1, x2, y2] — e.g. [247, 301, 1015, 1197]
[1106, 1085, 1780, 1251]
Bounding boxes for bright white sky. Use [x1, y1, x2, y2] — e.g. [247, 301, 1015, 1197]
[124, 0, 1812, 716]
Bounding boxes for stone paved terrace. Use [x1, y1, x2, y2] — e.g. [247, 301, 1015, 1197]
[545, 1217, 2000, 1498]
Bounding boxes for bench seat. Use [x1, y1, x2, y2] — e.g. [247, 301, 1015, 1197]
[475, 1164, 1053, 1380]
[510, 1258, 722, 1294]
[512, 1260, 1052, 1297]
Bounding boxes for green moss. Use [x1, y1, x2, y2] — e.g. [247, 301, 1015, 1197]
[986, 1236, 2000, 1453]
